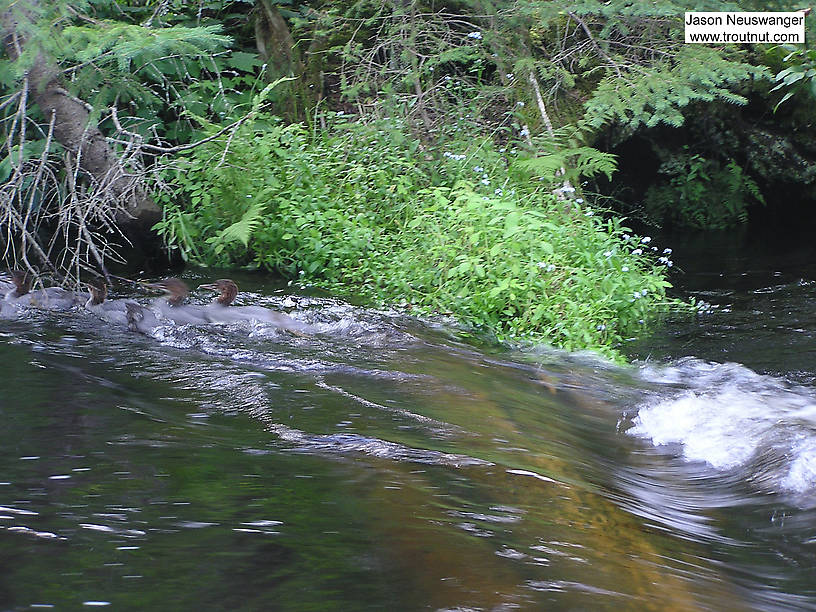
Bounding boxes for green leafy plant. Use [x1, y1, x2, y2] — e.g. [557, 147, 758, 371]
[771, 46, 816, 110]
[155, 114, 677, 358]
[644, 150, 765, 229]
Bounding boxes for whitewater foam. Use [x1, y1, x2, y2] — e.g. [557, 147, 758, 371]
[631, 359, 816, 495]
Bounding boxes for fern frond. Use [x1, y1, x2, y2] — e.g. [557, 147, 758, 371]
[213, 200, 267, 248]
[584, 46, 770, 130]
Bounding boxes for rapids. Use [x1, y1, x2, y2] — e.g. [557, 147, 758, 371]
[1, 238, 816, 610]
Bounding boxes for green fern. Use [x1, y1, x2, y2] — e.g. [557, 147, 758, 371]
[513, 146, 618, 184]
[206, 200, 267, 254]
[584, 45, 770, 131]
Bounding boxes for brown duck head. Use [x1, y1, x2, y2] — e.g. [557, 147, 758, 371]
[199, 279, 239, 306]
[144, 277, 190, 307]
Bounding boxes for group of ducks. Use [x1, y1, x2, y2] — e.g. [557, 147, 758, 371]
[0, 272, 308, 335]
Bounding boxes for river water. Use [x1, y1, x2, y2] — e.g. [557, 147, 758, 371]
[1, 234, 815, 610]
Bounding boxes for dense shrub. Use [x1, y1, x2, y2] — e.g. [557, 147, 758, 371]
[155, 116, 676, 357]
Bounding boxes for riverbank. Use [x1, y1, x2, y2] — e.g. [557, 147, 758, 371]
[155, 116, 679, 358]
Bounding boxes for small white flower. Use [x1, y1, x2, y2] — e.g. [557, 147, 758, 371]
[499, 148, 506, 153]
[633, 291, 641, 299]
[481, 178, 490, 185]
[547, 263, 556, 272]
[622, 234, 630, 241]
[519, 127, 530, 137]
[632, 248, 643, 255]
[246, 194, 252, 198]
[603, 250, 612, 257]
[663, 248, 672, 254]
[575, 198, 584, 204]
[473, 166, 483, 173]
[506, 73, 515, 79]
[622, 266, 629, 272]
[494, 188, 503, 195]
[667, 261, 673, 267]
[584, 210, 594, 217]
[561, 186, 575, 193]
[467, 31, 482, 39]
[641, 236, 652, 244]
[516, 101, 525, 107]
[596, 324, 606, 331]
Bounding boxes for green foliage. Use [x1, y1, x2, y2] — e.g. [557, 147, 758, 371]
[154, 115, 676, 357]
[644, 149, 765, 229]
[771, 46, 816, 111]
[585, 46, 769, 131]
[513, 145, 618, 186]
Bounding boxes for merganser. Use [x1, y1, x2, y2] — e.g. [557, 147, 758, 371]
[198, 279, 309, 332]
[4, 271, 31, 303]
[84, 279, 134, 327]
[5, 271, 78, 310]
[143, 278, 208, 325]
[125, 302, 162, 335]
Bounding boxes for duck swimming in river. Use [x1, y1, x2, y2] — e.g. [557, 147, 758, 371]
[198, 278, 309, 333]
[4, 271, 78, 310]
[143, 277, 208, 326]
[3, 271, 29, 304]
[84, 279, 134, 327]
[125, 302, 162, 335]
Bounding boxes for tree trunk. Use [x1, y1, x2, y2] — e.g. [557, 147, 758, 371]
[255, 0, 302, 77]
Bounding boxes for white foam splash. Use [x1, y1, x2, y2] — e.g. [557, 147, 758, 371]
[632, 359, 816, 494]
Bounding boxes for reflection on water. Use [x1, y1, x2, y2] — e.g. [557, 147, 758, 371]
[0, 264, 815, 610]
